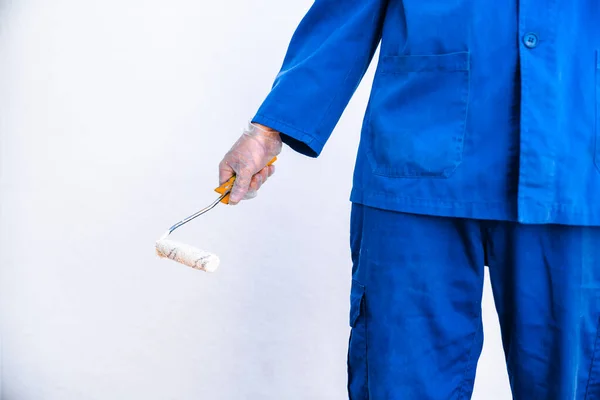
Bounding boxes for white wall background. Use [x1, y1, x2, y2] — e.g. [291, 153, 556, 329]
[0, 1, 511, 399]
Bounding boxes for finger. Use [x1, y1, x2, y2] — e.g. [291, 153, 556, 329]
[248, 168, 269, 193]
[258, 165, 273, 181]
[256, 165, 272, 181]
[228, 171, 252, 205]
[243, 190, 258, 200]
[258, 168, 270, 188]
[219, 159, 235, 185]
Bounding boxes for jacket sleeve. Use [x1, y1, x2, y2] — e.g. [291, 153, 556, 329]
[251, 0, 388, 157]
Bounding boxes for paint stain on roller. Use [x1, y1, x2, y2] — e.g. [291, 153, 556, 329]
[155, 239, 220, 272]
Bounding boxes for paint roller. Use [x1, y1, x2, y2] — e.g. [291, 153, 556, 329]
[155, 157, 277, 272]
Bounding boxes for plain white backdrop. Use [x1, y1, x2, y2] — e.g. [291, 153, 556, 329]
[0, 1, 511, 399]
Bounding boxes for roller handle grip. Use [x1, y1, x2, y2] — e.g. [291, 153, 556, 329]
[214, 157, 277, 204]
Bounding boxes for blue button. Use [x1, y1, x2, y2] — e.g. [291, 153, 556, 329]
[523, 33, 538, 49]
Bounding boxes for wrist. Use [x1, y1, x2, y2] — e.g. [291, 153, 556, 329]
[250, 122, 281, 140]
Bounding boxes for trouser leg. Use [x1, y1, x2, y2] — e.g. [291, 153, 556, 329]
[348, 205, 486, 399]
[486, 222, 600, 399]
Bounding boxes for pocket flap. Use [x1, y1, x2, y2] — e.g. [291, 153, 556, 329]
[380, 51, 470, 73]
[350, 280, 365, 328]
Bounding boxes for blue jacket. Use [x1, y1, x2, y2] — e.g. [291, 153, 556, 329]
[252, 0, 600, 226]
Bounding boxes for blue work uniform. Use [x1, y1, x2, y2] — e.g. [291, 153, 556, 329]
[250, 0, 600, 398]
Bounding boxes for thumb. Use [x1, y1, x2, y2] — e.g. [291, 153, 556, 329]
[219, 160, 235, 185]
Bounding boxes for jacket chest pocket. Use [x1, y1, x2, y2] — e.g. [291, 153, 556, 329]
[365, 52, 470, 178]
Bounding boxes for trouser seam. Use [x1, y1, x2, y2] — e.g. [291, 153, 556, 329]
[363, 296, 370, 399]
[457, 309, 482, 400]
[585, 317, 600, 399]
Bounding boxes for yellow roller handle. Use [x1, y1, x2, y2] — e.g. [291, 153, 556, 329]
[214, 157, 277, 204]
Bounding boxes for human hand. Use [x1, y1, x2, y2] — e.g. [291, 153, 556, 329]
[218, 122, 282, 205]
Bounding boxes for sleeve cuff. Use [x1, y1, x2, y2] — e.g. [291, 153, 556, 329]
[251, 114, 326, 158]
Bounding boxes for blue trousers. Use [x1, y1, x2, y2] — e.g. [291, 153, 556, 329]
[348, 204, 600, 399]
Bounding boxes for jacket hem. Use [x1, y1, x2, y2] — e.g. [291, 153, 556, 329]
[351, 188, 600, 226]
